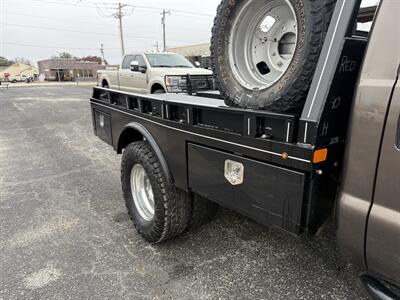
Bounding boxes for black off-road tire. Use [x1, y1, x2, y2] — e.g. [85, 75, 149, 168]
[100, 81, 109, 100]
[189, 194, 219, 229]
[153, 89, 166, 94]
[102, 80, 109, 88]
[211, 0, 337, 112]
[121, 141, 191, 243]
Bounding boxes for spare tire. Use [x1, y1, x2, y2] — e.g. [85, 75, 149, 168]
[211, 0, 336, 112]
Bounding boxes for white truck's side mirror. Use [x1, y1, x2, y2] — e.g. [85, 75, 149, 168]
[194, 61, 201, 68]
[130, 61, 140, 72]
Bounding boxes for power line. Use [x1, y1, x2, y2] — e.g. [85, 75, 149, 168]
[168, 8, 213, 18]
[2, 41, 103, 50]
[96, 2, 135, 56]
[123, 4, 214, 18]
[172, 12, 214, 21]
[8, 0, 100, 8]
[2, 41, 152, 50]
[1, 22, 203, 44]
[5, 11, 164, 29]
[2, 0, 214, 56]
[7, 0, 214, 19]
[5, 11, 113, 27]
[1, 22, 157, 40]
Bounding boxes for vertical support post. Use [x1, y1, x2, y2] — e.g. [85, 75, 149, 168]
[161, 10, 170, 52]
[298, 0, 363, 145]
[118, 2, 125, 57]
[100, 43, 106, 65]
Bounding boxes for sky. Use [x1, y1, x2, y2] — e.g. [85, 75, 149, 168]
[0, 0, 219, 65]
[0, 0, 378, 66]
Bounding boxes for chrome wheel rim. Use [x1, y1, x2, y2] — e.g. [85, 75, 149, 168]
[130, 164, 155, 221]
[229, 0, 298, 90]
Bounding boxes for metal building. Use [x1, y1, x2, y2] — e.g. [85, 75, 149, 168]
[167, 43, 211, 69]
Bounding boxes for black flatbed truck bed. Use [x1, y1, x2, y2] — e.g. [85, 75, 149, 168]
[90, 0, 371, 236]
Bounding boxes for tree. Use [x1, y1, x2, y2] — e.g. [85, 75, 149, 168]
[14, 57, 33, 66]
[0, 56, 15, 67]
[80, 55, 106, 65]
[52, 52, 75, 59]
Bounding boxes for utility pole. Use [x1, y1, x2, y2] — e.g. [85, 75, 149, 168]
[153, 41, 160, 52]
[161, 10, 170, 52]
[100, 44, 106, 65]
[117, 2, 126, 56]
[97, 3, 133, 57]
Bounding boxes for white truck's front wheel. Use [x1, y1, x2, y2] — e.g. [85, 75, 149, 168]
[211, 0, 336, 112]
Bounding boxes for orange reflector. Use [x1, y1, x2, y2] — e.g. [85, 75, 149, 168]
[313, 148, 328, 164]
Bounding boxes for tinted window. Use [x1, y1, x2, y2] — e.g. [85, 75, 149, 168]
[122, 55, 135, 69]
[135, 55, 147, 68]
[145, 53, 194, 68]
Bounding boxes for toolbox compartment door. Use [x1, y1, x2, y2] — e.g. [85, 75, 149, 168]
[93, 109, 113, 146]
[188, 143, 306, 234]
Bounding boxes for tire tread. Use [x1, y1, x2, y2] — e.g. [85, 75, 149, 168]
[210, 0, 338, 112]
[121, 142, 191, 243]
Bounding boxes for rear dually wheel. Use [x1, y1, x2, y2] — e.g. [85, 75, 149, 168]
[121, 141, 191, 243]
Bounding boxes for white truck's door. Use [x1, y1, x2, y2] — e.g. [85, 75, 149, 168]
[118, 55, 136, 93]
[131, 54, 149, 94]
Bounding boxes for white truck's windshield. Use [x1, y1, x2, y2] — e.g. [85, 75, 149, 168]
[145, 53, 194, 68]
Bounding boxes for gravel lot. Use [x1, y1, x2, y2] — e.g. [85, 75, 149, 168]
[0, 86, 368, 299]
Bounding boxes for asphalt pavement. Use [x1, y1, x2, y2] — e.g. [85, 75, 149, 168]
[0, 86, 368, 299]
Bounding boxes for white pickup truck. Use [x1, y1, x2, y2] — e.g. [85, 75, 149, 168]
[98, 52, 214, 94]
[8, 74, 29, 83]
